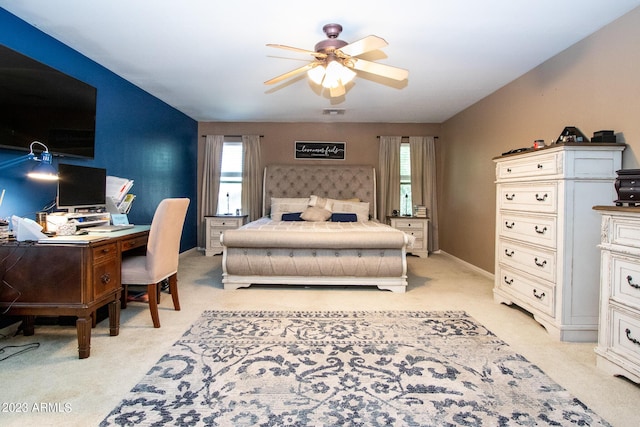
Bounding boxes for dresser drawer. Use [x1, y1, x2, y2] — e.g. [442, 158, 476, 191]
[496, 152, 561, 180]
[498, 182, 557, 213]
[497, 265, 555, 317]
[606, 215, 640, 248]
[610, 254, 640, 309]
[498, 238, 556, 282]
[610, 307, 640, 366]
[498, 212, 556, 249]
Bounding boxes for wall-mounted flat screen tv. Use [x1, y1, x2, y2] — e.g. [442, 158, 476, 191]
[0, 44, 97, 159]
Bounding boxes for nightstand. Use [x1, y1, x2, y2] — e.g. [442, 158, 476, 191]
[205, 215, 248, 256]
[388, 216, 429, 258]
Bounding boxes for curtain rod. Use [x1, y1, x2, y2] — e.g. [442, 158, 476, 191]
[377, 136, 438, 139]
[201, 134, 264, 138]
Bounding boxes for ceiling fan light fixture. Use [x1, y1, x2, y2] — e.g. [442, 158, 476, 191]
[307, 65, 325, 85]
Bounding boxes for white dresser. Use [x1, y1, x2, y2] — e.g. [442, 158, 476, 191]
[594, 207, 640, 383]
[493, 144, 624, 341]
[389, 216, 429, 258]
[205, 215, 248, 256]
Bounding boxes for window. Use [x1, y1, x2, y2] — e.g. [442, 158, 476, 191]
[217, 141, 243, 215]
[400, 142, 412, 215]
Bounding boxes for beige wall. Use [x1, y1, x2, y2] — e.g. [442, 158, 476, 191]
[196, 122, 440, 241]
[440, 6, 640, 273]
[196, 7, 640, 272]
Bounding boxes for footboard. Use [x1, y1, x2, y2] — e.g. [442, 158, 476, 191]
[221, 246, 408, 293]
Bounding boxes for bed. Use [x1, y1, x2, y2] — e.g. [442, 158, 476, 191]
[220, 164, 413, 293]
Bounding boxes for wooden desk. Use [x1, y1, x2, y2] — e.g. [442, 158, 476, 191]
[0, 225, 150, 359]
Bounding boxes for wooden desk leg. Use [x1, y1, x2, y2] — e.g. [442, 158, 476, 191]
[76, 316, 91, 359]
[22, 315, 35, 336]
[108, 297, 120, 337]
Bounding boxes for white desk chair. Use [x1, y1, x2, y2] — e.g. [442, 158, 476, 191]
[121, 198, 189, 328]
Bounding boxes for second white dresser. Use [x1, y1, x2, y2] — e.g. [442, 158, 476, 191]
[493, 143, 624, 341]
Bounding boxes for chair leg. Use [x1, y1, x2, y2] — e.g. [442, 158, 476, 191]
[147, 283, 161, 328]
[168, 273, 180, 311]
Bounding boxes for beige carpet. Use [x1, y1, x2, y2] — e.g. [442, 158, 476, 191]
[0, 251, 638, 426]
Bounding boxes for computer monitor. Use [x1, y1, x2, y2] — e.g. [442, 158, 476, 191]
[56, 163, 106, 212]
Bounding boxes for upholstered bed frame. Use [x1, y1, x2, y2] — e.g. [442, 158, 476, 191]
[220, 164, 410, 293]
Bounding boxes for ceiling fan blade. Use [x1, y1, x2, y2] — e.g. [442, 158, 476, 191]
[264, 62, 320, 85]
[329, 82, 346, 97]
[338, 35, 388, 57]
[350, 58, 408, 81]
[266, 44, 327, 59]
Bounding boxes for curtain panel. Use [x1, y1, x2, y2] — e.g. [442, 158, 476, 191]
[199, 135, 224, 248]
[241, 135, 263, 222]
[377, 136, 402, 221]
[409, 136, 439, 252]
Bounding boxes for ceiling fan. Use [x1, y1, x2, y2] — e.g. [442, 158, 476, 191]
[264, 23, 409, 97]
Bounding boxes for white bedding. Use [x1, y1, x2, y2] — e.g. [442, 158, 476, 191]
[221, 217, 415, 249]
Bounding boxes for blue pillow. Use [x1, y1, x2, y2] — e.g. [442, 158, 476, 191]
[281, 212, 303, 221]
[331, 213, 358, 222]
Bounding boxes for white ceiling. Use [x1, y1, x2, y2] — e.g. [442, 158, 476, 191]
[2, 1, 640, 123]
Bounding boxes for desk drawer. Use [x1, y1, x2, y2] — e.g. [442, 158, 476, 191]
[93, 258, 120, 300]
[120, 235, 148, 252]
[92, 243, 118, 264]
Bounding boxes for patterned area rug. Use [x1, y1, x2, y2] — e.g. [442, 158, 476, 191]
[101, 311, 610, 426]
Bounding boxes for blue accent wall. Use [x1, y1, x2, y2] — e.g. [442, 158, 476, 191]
[0, 9, 198, 251]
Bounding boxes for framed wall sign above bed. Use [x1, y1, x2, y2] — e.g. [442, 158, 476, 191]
[295, 141, 345, 160]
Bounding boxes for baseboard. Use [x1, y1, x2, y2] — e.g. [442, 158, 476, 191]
[437, 250, 494, 281]
[180, 247, 200, 258]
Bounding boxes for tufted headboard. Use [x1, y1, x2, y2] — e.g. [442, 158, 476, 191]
[262, 164, 377, 219]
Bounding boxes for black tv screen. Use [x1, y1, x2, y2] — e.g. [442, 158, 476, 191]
[0, 44, 97, 158]
[57, 163, 106, 211]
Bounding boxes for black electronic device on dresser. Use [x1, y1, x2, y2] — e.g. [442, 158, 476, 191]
[614, 169, 640, 206]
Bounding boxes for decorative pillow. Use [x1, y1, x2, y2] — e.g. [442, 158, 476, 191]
[308, 195, 334, 212]
[331, 213, 358, 222]
[270, 197, 310, 221]
[300, 206, 332, 222]
[281, 212, 303, 221]
[331, 200, 370, 222]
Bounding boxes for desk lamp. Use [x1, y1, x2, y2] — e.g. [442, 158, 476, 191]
[0, 141, 58, 181]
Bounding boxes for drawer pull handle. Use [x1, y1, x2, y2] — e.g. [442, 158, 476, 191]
[505, 194, 515, 201]
[533, 289, 545, 300]
[506, 168, 512, 173]
[627, 275, 640, 289]
[535, 193, 548, 202]
[101, 273, 111, 284]
[537, 164, 543, 169]
[505, 221, 515, 229]
[625, 328, 640, 346]
[504, 249, 514, 257]
[534, 258, 547, 267]
[534, 226, 547, 234]
[503, 276, 513, 285]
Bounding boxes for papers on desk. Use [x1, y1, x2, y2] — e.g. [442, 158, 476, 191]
[38, 234, 109, 244]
